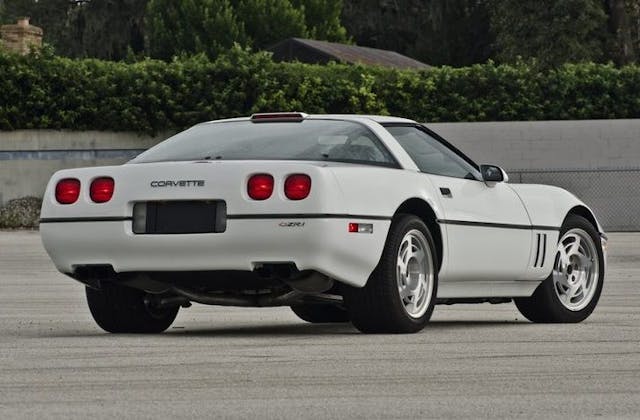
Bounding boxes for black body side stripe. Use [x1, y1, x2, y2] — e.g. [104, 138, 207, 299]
[437, 219, 560, 231]
[40, 215, 559, 229]
[39, 214, 391, 223]
[227, 213, 391, 220]
[534, 233, 541, 267]
[541, 233, 547, 267]
[39, 216, 133, 223]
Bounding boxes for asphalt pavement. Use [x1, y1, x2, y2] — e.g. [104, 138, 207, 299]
[1, 230, 639, 419]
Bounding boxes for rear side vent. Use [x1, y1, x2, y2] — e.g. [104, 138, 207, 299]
[533, 233, 547, 268]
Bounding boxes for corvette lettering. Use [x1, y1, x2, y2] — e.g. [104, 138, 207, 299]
[150, 180, 205, 187]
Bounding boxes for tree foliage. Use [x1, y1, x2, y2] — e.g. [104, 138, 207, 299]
[1, 0, 74, 53]
[70, 0, 148, 60]
[341, 0, 640, 67]
[1, 0, 147, 60]
[233, 0, 308, 50]
[605, 0, 640, 65]
[2, 0, 639, 67]
[290, 0, 349, 41]
[487, 0, 609, 68]
[2, 0, 348, 60]
[341, 0, 493, 67]
[147, 0, 248, 60]
[146, 0, 349, 59]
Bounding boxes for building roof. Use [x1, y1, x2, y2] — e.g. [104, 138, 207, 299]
[268, 38, 430, 70]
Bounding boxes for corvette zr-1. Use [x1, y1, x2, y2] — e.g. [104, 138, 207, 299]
[40, 113, 607, 333]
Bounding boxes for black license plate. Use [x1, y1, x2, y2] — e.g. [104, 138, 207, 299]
[133, 201, 226, 234]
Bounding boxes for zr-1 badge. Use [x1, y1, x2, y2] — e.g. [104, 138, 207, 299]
[279, 222, 305, 227]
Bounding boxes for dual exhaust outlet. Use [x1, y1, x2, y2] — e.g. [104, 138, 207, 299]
[149, 264, 338, 309]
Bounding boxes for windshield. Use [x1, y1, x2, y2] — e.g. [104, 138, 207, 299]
[131, 119, 397, 167]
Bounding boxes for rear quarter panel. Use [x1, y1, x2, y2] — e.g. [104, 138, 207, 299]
[328, 166, 443, 219]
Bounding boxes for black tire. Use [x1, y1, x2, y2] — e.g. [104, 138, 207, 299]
[86, 283, 179, 333]
[343, 214, 438, 333]
[514, 214, 605, 323]
[290, 304, 350, 323]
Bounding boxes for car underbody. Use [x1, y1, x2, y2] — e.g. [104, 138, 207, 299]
[70, 264, 513, 311]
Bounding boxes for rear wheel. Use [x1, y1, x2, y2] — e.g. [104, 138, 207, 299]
[344, 214, 438, 333]
[290, 304, 349, 323]
[515, 214, 604, 323]
[86, 283, 179, 333]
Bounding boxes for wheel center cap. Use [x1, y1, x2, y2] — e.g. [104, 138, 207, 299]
[407, 259, 421, 290]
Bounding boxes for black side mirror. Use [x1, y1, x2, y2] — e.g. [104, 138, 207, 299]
[480, 164, 506, 183]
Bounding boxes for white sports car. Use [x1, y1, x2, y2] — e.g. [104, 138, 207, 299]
[40, 113, 607, 334]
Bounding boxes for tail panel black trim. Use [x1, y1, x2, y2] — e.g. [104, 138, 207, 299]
[40, 216, 132, 223]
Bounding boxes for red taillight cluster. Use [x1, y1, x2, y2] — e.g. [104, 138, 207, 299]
[284, 174, 311, 200]
[247, 174, 274, 200]
[247, 173, 311, 200]
[55, 178, 81, 204]
[90, 177, 115, 203]
[55, 177, 114, 204]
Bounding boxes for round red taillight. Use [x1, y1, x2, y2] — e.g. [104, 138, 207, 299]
[285, 174, 311, 200]
[55, 178, 81, 204]
[247, 174, 274, 200]
[90, 177, 115, 203]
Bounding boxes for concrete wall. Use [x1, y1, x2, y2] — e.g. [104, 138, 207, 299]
[427, 119, 640, 231]
[0, 130, 169, 205]
[427, 119, 640, 171]
[1, 120, 639, 230]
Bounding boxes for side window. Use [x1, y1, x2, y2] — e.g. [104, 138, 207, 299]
[386, 125, 480, 179]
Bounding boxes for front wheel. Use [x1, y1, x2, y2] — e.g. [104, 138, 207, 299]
[86, 283, 179, 333]
[344, 214, 438, 333]
[515, 214, 605, 323]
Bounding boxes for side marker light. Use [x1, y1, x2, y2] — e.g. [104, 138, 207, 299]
[348, 223, 373, 233]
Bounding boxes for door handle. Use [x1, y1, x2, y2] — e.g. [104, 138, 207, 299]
[439, 187, 452, 198]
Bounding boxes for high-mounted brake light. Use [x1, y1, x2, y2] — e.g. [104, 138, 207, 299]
[55, 178, 81, 204]
[285, 174, 311, 200]
[248, 174, 274, 200]
[250, 112, 307, 123]
[90, 177, 115, 203]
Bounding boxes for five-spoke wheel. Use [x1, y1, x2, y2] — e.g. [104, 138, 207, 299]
[515, 214, 605, 323]
[552, 228, 600, 312]
[344, 214, 438, 333]
[396, 229, 435, 319]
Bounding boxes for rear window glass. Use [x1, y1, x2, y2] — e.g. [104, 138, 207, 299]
[131, 120, 397, 167]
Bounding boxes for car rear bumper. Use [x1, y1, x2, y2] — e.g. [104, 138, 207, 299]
[40, 217, 390, 287]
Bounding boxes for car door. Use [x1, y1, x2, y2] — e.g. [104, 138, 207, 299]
[384, 124, 533, 282]
[428, 173, 532, 282]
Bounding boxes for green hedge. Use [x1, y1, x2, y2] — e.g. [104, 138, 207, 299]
[1, 48, 639, 134]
